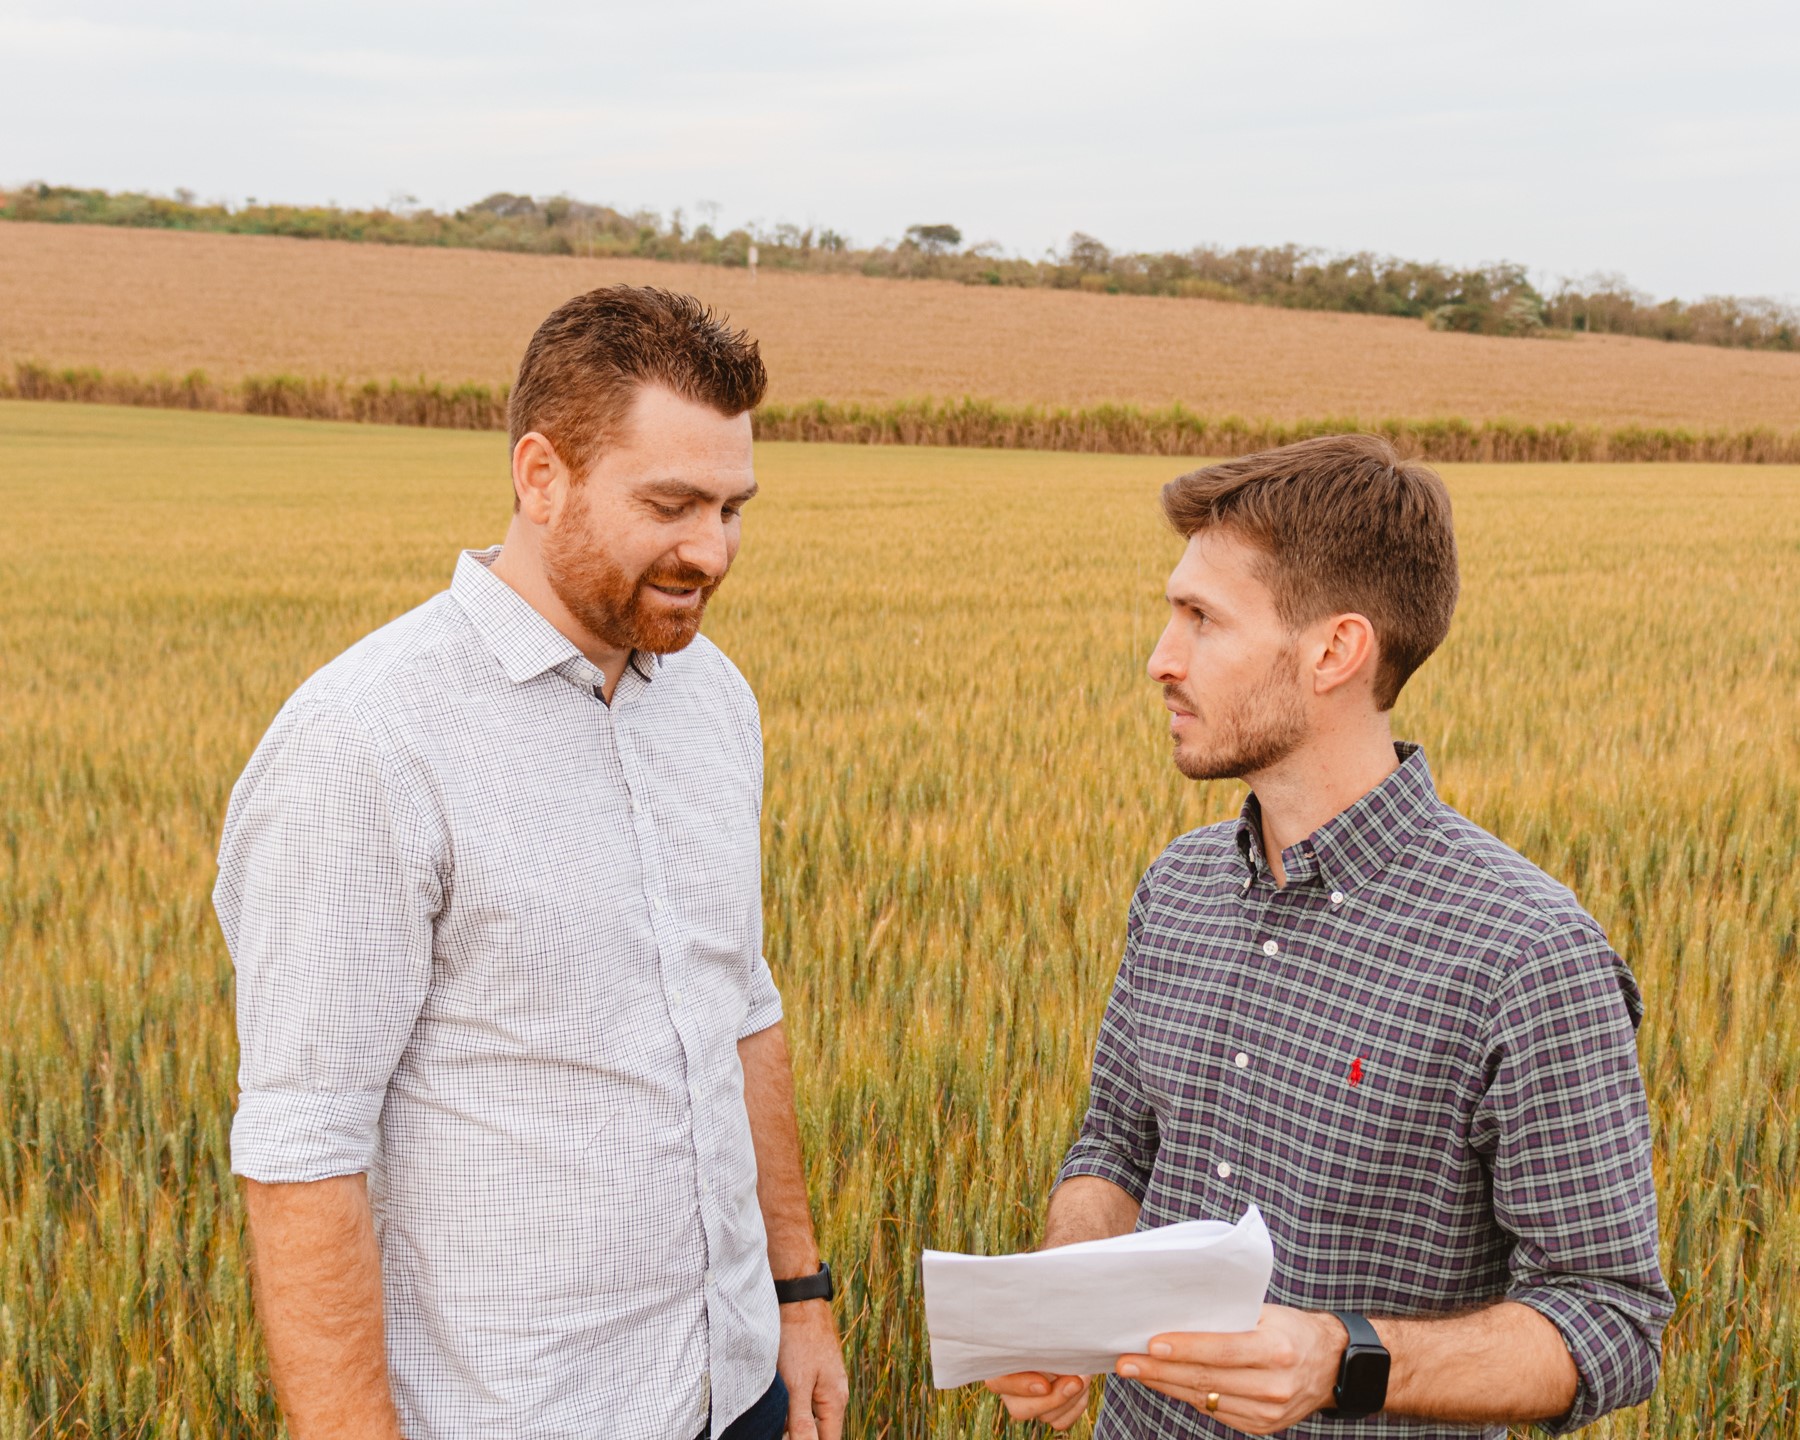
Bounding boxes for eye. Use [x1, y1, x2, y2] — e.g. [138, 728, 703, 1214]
[722, 505, 742, 519]
[649, 501, 683, 519]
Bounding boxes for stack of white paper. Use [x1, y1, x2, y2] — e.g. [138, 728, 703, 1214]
[922, 1207, 1274, 1389]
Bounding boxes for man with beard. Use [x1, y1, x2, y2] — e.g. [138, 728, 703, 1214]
[985, 436, 1669, 1438]
[215, 286, 848, 1440]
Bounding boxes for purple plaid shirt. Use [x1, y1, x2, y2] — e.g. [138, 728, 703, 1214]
[1059, 745, 1670, 1439]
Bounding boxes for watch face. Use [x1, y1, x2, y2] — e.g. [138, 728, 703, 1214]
[1340, 1346, 1392, 1408]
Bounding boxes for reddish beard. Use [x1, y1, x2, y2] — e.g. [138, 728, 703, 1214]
[541, 492, 726, 655]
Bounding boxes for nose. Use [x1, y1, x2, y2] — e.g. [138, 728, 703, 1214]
[675, 513, 732, 578]
[1147, 616, 1185, 685]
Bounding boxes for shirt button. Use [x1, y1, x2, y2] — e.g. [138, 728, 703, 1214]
[1261, 939, 1279, 956]
[1217, 1162, 1233, 1179]
[1234, 1052, 1250, 1069]
[652, 897, 666, 912]
[1330, 891, 1345, 906]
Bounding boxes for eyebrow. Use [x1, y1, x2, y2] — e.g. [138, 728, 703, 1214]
[638, 479, 759, 506]
[1167, 587, 1217, 614]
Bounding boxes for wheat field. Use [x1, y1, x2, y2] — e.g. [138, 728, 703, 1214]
[1, 401, 1796, 1438]
[5, 223, 1800, 430]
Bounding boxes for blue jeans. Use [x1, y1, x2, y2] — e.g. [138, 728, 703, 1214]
[699, 1373, 788, 1440]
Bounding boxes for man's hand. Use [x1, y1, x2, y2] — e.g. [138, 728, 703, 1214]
[984, 1371, 1092, 1430]
[777, 1299, 849, 1440]
[1114, 1305, 1345, 1436]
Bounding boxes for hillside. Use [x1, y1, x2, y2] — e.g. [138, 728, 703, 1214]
[4, 223, 1799, 430]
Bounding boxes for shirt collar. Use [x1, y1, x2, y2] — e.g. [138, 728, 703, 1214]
[450, 546, 662, 690]
[1235, 742, 1438, 894]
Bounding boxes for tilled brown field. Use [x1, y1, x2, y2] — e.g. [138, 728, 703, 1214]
[4, 222, 1799, 427]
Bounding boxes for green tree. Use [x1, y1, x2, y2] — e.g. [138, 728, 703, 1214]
[904, 223, 962, 255]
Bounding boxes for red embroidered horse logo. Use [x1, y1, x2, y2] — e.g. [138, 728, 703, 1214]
[1349, 1057, 1365, 1087]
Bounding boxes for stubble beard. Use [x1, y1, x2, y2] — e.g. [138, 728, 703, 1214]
[1168, 644, 1310, 782]
[541, 487, 726, 656]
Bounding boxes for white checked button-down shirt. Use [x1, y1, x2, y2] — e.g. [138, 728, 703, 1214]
[216, 547, 784, 1440]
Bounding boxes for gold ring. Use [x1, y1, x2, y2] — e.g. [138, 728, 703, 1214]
[1206, 1391, 1221, 1413]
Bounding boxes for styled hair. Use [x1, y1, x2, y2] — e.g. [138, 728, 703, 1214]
[1161, 434, 1459, 710]
[508, 285, 767, 486]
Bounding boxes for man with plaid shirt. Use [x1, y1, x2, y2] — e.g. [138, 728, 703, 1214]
[986, 436, 1670, 1437]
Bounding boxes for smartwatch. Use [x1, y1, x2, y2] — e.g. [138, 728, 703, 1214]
[773, 1263, 833, 1305]
[1321, 1311, 1390, 1419]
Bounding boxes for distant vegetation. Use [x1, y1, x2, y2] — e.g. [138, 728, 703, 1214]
[9, 361, 1798, 463]
[4, 183, 1795, 353]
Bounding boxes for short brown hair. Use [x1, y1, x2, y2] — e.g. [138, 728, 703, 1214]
[508, 285, 767, 484]
[1161, 434, 1459, 709]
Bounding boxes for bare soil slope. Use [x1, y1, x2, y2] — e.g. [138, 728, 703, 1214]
[4, 222, 1797, 427]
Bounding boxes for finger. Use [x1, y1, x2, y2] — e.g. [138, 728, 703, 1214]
[999, 1394, 1079, 1423]
[814, 1373, 848, 1440]
[785, 1399, 820, 1440]
[995, 1375, 1087, 1423]
[984, 1371, 1057, 1398]
[1141, 1331, 1269, 1367]
[1131, 1378, 1280, 1437]
[1116, 1358, 1278, 1401]
[1042, 1383, 1092, 1430]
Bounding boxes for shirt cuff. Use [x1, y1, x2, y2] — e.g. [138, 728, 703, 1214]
[1054, 1138, 1151, 1203]
[1510, 1281, 1661, 1433]
[230, 1088, 387, 1183]
[737, 991, 784, 1040]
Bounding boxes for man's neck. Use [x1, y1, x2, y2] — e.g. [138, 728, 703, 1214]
[487, 533, 631, 700]
[1247, 720, 1400, 887]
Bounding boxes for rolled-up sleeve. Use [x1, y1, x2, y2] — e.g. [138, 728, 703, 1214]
[1056, 875, 1160, 1200]
[1474, 921, 1672, 1431]
[215, 700, 442, 1183]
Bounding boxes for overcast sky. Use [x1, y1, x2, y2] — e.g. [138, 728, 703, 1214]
[4, 0, 1796, 302]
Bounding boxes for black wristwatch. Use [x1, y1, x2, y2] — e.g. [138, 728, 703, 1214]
[1321, 1311, 1390, 1419]
[772, 1263, 833, 1305]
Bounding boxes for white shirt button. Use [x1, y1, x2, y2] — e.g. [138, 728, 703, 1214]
[1217, 1161, 1233, 1179]
[1262, 939, 1279, 956]
[1330, 891, 1345, 906]
[1235, 1052, 1250, 1069]
[652, 897, 666, 912]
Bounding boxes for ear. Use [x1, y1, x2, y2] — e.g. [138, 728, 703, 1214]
[1312, 612, 1380, 698]
[510, 432, 569, 524]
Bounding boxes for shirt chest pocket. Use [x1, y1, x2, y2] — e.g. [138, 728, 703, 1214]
[1133, 976, 1240, 1136]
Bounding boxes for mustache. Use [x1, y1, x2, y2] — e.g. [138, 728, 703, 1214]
[641, 564, 719, 590]
[1163, 683, 1199, 713]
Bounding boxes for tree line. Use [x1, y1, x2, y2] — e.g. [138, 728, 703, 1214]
[4, 184, 1793, 352]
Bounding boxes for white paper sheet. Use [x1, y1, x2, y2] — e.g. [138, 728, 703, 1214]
[921, 1207, 1274, 1389]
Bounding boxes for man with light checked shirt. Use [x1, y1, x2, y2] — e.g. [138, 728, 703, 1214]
[985, 435, 1671, 1436]
[215, 287, 847, 1440]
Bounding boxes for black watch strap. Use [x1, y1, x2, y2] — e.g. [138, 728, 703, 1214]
[1321, 1310, 1390, 1420]
[772, 1262, 833, 1305]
